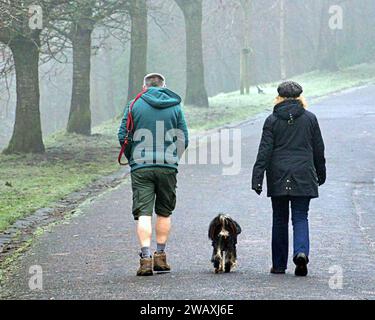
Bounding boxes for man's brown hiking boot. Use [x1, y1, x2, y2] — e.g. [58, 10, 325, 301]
[153, 252, 171, 273]
[136, 257, 153, 276]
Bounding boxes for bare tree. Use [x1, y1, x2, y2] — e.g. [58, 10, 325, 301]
[315, 0, 339, 71]
[127, 0, 147, 101]
[0, 0, 66, 153]
[66, 3, 95, 135]
[62, 0, 131, 135]
[279, 0, 287, 79]
[175, 0, 208, 108]
[240, 0, 251, 94]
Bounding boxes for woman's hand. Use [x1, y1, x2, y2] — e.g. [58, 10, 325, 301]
[253, 184, 263, 195]
[318, 176, 326, 186]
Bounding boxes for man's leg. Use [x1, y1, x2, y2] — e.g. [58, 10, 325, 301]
[153, 214, 172, 272]
[131, 169, 156, 276]
[271, 196, 290, 272]
[153, 168, 177, 272]
[156, 215, 171, 251]
[137, 216, 153, 257]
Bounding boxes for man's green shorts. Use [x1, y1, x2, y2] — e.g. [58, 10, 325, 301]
[131, 167, 177, 220]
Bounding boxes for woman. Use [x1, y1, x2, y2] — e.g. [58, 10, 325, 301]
[252, 81, 326, 276]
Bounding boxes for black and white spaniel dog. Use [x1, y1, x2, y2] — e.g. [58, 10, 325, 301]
[208, 214, 242, 273]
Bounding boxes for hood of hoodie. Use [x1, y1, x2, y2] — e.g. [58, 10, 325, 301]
[141, 87, 182, 109]
[273, 99, 305, 121]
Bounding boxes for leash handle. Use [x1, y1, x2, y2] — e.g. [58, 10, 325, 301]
[118, 88, 148, 165]
[117, 141, 129, 166]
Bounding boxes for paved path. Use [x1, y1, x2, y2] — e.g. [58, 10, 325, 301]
[1, 86, 375, 300]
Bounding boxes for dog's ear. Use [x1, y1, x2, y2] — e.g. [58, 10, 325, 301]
[228, 219, 237, 236]
[226, 217, 242, 235]
[208, 217, 219, 240]
[234, 221, 242, 235]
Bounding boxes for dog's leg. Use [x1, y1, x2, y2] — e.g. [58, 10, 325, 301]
[232, 246, 238, 269]
[224, 251, 232, 273]
[213, 246, 224, 274]
[211, 248, 216, 263]
[220, 250, 225, 272]
[212, 249, 220, 270]
[224, 246, 237, 273]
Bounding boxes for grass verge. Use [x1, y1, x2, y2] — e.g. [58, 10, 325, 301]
[0, 133, 119, 232]
[186, 62, 375, 133]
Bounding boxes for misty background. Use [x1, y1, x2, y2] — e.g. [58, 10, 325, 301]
[0, 0, 374, 150]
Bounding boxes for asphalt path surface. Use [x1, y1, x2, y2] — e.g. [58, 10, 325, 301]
[1, 86, 375, 300]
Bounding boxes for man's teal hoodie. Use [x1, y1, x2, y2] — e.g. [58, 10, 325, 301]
[118, 87, 189, 172]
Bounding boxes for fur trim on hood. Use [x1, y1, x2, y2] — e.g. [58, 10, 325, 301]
[274, 95, 308, 109]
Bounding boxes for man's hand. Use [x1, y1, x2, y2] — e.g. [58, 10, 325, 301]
[252, 184, 262, 195]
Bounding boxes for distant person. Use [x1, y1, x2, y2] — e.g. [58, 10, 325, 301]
[118, 73, 189, 276]
[252, 81, 326, 276]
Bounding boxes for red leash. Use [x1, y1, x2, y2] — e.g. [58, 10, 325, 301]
[118, 88, 148, 165]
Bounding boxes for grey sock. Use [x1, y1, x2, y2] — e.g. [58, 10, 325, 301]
[157, 243, 166, 253]
[141, 247, 152, 258]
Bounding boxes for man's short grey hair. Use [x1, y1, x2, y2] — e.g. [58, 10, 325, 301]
[144, 73, 166, 88]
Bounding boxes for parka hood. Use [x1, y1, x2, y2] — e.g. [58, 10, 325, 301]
[273, 99, 305, 121]
[141, 87, 182, 109]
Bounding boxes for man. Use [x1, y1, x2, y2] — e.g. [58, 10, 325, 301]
[118, 73, 189, 276]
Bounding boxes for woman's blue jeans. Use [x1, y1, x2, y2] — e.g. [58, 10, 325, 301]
[271, 196, 311, 270]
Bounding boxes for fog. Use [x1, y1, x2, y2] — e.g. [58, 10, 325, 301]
[1, 0, 374, 149]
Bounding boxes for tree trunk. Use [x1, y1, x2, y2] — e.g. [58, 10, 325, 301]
[67, 20, 93, 135]
[4, 34, 45, 154]
[240, 0, 251, 95]
[128, 0, 148, 101]
[240, 49, 250, 95]
[176, 0, 209, 108]
[105, 50, 116, 117]
[279, 0, 287, 80]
